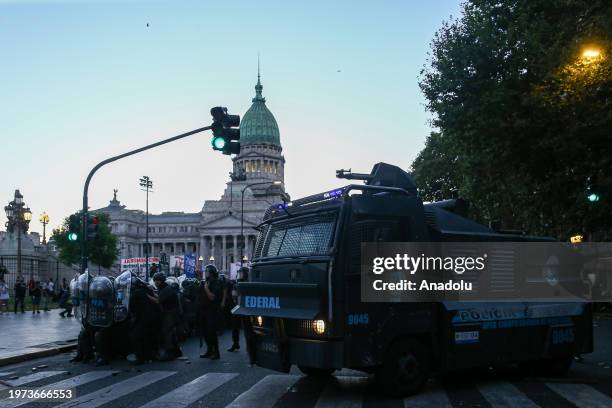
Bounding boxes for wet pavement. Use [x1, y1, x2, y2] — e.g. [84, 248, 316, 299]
[0, 309, 80, 363]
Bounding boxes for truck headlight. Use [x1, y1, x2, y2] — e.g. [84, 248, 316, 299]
[313, 319, 326, 335]
[256, 316, 263, 327]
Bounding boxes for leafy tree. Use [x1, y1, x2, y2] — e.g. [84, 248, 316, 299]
[414, 0, 611, 239]
[51, 211, 119, 269]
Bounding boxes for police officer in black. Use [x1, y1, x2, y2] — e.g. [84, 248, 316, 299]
[148, 272, 182, 361]
[200, 264, 223, 360]
[227, 267, 248, 352]
[130, 278, 159, 364]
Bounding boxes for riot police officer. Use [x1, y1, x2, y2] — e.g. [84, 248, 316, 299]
[200, 264, 223, 360]
[149, 272, 182, 361]
[130, 276, 159, 364]
[227, 267, 248, 352]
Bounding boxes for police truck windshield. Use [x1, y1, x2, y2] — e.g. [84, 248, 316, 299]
[258, 213, 336, 259]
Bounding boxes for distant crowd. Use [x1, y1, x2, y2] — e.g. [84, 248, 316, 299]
[0, 276, 73, 315]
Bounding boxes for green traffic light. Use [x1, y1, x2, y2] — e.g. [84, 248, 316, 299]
[212, 136, 226, 150]
[68, 232, 78, 241]
[587, 193, 600, 203]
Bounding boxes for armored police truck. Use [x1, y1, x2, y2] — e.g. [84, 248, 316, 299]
[234, 163, 593, 396]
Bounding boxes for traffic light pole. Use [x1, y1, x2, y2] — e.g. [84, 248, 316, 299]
[81, 125, 212, 273]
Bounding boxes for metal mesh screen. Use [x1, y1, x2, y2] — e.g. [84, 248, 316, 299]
[260, 214, 336, 258]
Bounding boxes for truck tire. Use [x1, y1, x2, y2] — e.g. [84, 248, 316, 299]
[298, 366, 335, 377]
[519, 354, 573, 377]
[376, 338, 430, 397]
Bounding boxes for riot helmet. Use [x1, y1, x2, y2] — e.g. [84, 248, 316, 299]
[204, 264, 218, 280]
[166, 276, 180, 291]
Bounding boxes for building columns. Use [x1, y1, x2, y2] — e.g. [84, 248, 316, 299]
[233, 235, 238, 265]
[222, 236, 227, 272]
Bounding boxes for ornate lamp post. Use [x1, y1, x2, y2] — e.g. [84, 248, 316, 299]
[4, 190, 32, 277]
[39, 212, 49, 244]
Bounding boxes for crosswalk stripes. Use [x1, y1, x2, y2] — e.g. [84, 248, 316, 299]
[225, 374, 301, 408]
[403, 386, 452, 407]
[54, 371, 175, 408]
[1, 370, 117, 408]
[3, 370, 67, 386]
[140, 372, 238, 408]
[477, 381, 539, 407]
[313, 376, 366, 408]
[0, 372, 15, 377]
[546, 383, 612, 408]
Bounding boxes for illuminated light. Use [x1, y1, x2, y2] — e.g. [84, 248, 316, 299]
[323, 188, 344, 199]
[313, 319, 326, 335]
[582, 49, 601, 59]
[256, 316, 263, 326]
[212, 137, 226, 150]
[570, 235, 583, 244]
[587, 193, 600, 202]
[68, 232, 78, 241]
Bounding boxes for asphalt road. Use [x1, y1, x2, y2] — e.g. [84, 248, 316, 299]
[1, 316, 611, 408]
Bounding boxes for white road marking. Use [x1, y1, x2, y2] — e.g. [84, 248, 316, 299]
[140, 372, 238, 408]
[54, 370, 175, 408]
[477, 382, 539, 407]
[1, 370, 116, 408]
[546, 383, 612, 408]
[404, 385, 453, 408]
[225, 374, 300, 408]
[3, 371, 67, 386]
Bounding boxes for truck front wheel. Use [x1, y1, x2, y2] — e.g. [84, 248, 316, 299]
[298, 366, 335, 377]
[376, 338, 430, 397]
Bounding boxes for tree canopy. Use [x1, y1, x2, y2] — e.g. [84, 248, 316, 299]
[413, 0, 611, 239]
[51, 211, 118, 269]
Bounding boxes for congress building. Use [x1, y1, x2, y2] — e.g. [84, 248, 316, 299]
[96, 72, 288, 274]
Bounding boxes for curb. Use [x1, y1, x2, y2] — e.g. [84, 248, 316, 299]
[0, 342, 77, 367]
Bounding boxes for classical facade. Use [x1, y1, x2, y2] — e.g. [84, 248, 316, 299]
[97, 72, 288, 274]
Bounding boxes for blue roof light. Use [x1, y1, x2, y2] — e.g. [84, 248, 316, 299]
[323, 188, 344, 199]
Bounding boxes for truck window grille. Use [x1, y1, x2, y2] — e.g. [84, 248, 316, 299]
[260, 214, 336, 258]
[253, 225, 269, 259]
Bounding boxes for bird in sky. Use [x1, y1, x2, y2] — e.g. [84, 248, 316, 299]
[146, 23, 150, 27]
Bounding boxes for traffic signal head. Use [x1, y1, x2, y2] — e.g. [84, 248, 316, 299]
[68, 232, 78, 241]
[210, 106, 241, 155]
[87, 215, 99, 241]
[587, 192, 600, 203]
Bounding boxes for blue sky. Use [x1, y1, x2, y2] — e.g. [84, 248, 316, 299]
[0, 0, 462, 234]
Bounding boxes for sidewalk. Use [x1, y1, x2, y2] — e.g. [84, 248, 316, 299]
[0, 309, 81, 366]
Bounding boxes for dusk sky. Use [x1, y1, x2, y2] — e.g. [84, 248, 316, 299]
[1, 0, 461, 235]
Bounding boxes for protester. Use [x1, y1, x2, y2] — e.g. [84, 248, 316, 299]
[14, 277, 26, 313]
[48, 278, 56, 302]
[58, 285, 73, 317]
[0, 278, 9, 314]
[62, 277, 68, 290]
[41, 280, 49, 311]
[31, 281, 42, 314]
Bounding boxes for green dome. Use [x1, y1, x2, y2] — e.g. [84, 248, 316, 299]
[240, 75, 280, 146]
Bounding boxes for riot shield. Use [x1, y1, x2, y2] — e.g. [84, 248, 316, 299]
[87, 276, 115, 327]
[114, 271, 132, 322]
[77, 271, 90, 324]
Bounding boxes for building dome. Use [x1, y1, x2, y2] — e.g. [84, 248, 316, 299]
[240, 74, 280, 146]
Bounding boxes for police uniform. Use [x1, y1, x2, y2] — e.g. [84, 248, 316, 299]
[130, 284, 160, 363]
[158, 283, 182, 359]
[200, 266, 223, 359]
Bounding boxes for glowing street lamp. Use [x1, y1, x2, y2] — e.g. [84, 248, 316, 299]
[582, 48, 601, 59]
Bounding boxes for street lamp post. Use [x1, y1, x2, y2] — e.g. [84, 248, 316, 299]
[39, 212, 49, 244]
[4, 190, 32, 277]
[240, 181, 282, 264]
[139, 176, 153, 279]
